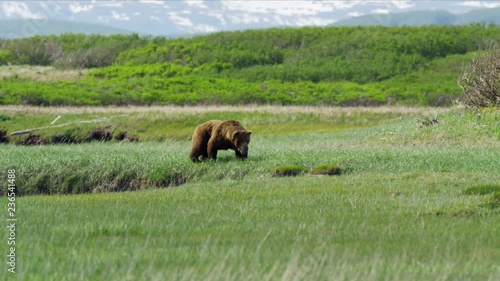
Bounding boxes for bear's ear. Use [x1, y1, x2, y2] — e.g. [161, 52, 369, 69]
[246, 130, 252, 135]
[232, 131, 241, 138]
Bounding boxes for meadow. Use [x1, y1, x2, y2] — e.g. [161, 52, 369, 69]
[0, 106, 499, 280]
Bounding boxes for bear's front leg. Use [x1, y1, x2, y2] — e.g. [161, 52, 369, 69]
[207, 139, 218, 160]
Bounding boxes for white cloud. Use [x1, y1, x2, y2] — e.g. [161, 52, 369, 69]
[1, 2, 43, 19]
[168, 11, 217, 33]
[203, 11, 226, 26]
[98, 2, 123, 8]
[372, 9, 390, 14]
[139, 0, 164, 5]
[97, 16, 109, 23]
[39, 2, 63, 17]
[192, 23, 217, 33]
[168, 12, 193, 27]
[220, 0, 358, 16]
[112, 11, 130, 21]
[270, 15, 285, 26]
[69, 3, 94, 14]
[227, 13, 261, 25]
[460, 1, 483, 7]
[390, 1, 415, 10]
[480, 2, 500, 8]
[460, 1, 500, 8]
[184, 0, 207, 9]
[294, 17, 335, 27]
[349, 12, 364, 17]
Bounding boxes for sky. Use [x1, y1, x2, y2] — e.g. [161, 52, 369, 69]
[1, 1, 500, 36]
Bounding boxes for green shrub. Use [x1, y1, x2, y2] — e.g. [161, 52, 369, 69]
[0, 50, 12, 65]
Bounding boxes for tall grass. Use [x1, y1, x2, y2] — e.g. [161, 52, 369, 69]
[0, 107, 498, 195]
[0, 106, 498, 280]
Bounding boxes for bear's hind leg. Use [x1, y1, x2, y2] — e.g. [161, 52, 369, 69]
[190, 131, 210, 162]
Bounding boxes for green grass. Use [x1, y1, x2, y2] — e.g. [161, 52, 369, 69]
[464, 184, 500, 196]
[0, 106, 499, 280]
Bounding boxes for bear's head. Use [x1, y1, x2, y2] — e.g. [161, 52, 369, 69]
[232, 130, 252, 157]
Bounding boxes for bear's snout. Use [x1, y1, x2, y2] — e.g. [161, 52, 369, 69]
[238, 143, 249, 157]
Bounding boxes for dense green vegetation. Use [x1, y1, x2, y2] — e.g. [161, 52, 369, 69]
[1, 106, 499, 280]
[1, 25, 499, 106]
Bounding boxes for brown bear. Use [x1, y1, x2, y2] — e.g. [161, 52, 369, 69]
[190, 120, 251, 162]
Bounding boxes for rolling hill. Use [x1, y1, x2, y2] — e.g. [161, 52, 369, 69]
[332, 8, 500, 26]
[0, 19, 135, 39]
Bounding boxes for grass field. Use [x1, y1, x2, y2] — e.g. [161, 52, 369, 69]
[1, 106, 499, 280]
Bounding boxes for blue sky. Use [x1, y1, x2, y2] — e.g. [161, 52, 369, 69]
[1, 1, 500, 35]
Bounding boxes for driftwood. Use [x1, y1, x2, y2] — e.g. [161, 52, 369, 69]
[10, 114, 128, 136]
[50, 115, 61, 125]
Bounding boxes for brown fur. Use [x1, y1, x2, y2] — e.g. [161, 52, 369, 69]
[190, 120, 251, 162]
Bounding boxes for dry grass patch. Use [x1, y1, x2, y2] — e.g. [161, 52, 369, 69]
[0, 65, 87, 81]
[0, 105, 446, 115]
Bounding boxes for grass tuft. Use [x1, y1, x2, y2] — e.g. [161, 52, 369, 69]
[0, 114, 12, 121]
[311, 164, 342, 175]
[272, 165, 307, 177]
[463, 184, 500, 195]
[485, 192, 500, 209]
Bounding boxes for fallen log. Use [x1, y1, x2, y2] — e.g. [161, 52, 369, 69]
[10, 114, 128, 136]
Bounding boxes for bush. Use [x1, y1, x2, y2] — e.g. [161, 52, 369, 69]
[54, 43, 127, 69]
[2, 37, 63, 66]
[0, 50, 12, 65]
[459, 49, 500, 108]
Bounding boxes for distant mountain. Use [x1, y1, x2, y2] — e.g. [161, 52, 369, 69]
[332, 8, 500, 26]
[0, 19, 135, 39]
[454, 7, 500, 25]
